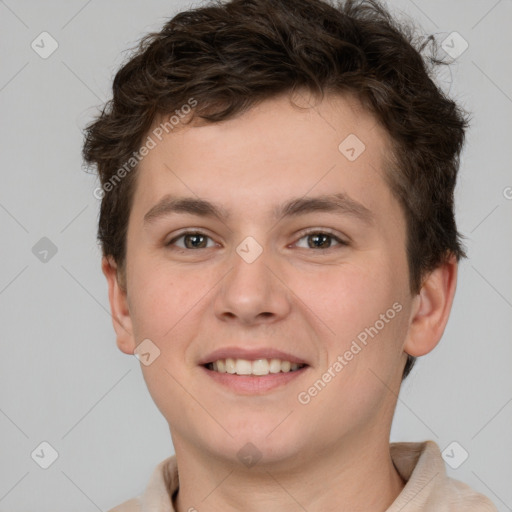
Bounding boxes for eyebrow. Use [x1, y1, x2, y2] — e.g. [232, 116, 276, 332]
[143, 192, 375, 226]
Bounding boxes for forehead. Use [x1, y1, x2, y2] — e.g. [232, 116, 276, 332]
[131, 91, 399, 226]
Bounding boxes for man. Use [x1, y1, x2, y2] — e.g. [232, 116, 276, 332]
[83, 0, 497, 510]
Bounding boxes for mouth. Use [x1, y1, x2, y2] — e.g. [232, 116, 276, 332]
[204, 358, 308, 376]
[200, 353, 310, 394]
[198, 347, 310, 393]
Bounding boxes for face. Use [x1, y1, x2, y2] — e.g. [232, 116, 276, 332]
[112, 91, 420, 469]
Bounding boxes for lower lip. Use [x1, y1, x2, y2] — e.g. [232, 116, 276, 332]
[201, 365, 309, 394]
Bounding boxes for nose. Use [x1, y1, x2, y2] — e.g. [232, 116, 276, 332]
[213, 244, 292, 326]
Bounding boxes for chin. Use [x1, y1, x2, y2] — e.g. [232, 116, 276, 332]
[219, 419, 308, 467]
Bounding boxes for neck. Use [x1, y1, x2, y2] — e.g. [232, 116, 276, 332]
[172, 434, 405, 512]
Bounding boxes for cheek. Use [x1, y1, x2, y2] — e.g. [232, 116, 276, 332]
[128, 264, 205, 416]
[316, 261, 392, 328]
[307, 259, 408, 370]
[299, 266, 409, 421]
[128, 257, 206, 340]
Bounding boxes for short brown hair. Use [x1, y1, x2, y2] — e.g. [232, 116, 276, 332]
[82, 0, 468, 379]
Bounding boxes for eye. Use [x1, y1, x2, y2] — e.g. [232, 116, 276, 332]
[294, 230, 348, 250]
[166, 229, 348, 251]
[167, 231, 217, 249]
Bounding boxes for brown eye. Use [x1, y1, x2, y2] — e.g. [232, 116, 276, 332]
[295, 231, 348, 250]
[183, 233, 208, 248]
[308, 233, 333, 249]
[167, 232, 215, 249]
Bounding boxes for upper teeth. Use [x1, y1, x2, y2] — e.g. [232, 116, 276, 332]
[208, 358, 305, 376]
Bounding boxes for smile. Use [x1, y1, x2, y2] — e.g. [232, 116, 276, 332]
[205, 358, 307, 376]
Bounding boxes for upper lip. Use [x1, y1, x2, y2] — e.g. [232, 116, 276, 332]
[198, 347, 309, 366]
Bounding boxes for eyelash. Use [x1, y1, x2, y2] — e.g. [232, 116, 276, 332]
[166, 229, 349, 251]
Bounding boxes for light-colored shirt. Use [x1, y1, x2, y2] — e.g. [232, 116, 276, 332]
[108, 440, 497, 511]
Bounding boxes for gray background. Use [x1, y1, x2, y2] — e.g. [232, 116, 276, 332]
[0, 0, 511, 510]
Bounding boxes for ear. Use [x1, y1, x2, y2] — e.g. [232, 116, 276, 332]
[101, 256, 136, 355]
[403, 254, 458, 357]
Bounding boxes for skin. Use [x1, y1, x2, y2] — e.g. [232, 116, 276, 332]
[103, 90, 458, 512]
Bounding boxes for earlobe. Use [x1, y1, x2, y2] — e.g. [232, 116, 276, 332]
[101, 256, 136, 355]
[403, 254, 458, 358]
